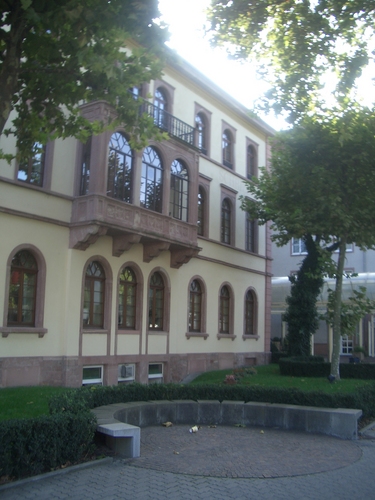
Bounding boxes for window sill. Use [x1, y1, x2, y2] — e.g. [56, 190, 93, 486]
[217, 333, 236, 341]
[186, 332, 209, 340]
[242, 334, 260, 341]
[1, 327, 47, 338]
[81, 329, 109, 334]
[117, 329, 141, 335]
[148, 330, 168, 335]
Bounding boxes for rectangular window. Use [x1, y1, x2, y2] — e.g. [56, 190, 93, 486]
[82, 365, 103, 386]
[118, 363, 135, 383]
[148, 363, 163, 384]
[292, 237, 307, 255]
[341, 336, 353, 355]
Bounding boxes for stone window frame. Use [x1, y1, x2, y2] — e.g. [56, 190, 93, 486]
[245, 207, 259, 254]
[197, 174, 211, 239]
[243, 287, 260, 340]
[221, 121, 237, 171]
[246, 137, 259, 180]
[80, 256, 113, 335]
[186, 275, 208, 340]
[15, 141, 54, 191]
[146, 267, 171, 335]
[220, 185, 237, 247]
[194, 103, 212, 156]
[217, 282, 236, 340]
[1, 244, 47, 338]
[116, 262, 143, 335]
[153, 79, 175, 116]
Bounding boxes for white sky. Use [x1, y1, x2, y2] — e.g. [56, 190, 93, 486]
[158, 0, 375, 131]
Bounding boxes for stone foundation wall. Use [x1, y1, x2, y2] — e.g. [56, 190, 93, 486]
[0, 351, 269, 388]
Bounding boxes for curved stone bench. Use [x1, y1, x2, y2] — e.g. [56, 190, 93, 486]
[92, 400, 362, 456]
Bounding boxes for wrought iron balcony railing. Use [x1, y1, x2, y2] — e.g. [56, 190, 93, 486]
[140, 101, 196, 148]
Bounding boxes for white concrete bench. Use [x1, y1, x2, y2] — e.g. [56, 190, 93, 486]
[97, 422, 140, 458]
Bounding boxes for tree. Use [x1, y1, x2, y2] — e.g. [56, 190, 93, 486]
[207, 0, 375, 119]
[0, 0, 168, 160]
[241, 108, 375, 378]
[283, 235, 325, 357]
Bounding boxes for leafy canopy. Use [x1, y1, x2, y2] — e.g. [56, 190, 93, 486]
[207, 0, 375, 120]
[0, 0, 168, 159]
[242, 107, 375, 250]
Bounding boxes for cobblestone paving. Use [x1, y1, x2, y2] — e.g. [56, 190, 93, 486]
[1, 427, 374, 500]
[125, 424, 362, 478]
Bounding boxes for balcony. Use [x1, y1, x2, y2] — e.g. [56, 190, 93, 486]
[69, 195, 200, 268]
[140, 101, 197, 149]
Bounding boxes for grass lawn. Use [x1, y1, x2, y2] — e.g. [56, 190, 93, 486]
[190, 364, 374, 394]
[0, 386, 68, 422]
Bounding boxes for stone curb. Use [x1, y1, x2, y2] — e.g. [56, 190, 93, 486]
[0, 456, 113, 492]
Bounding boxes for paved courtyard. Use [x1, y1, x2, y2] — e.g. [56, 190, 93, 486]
[1, 424, 375, 500]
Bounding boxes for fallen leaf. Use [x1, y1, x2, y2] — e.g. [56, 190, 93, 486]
[162, 421, 173, 427]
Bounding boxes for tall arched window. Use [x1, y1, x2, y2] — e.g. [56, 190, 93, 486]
[246, 213, 257, 253]
[17, 142, 45, 186]
[245, 289, 257, 335]
[221, 198, 231, 244]
[197, 187, 205, 236]
[149, 272, 164, 330]
[222, 130, 233, 169]
[196, 113, 207, 154]
[170, 159, 188, 221]
[80, 136, 91, 195]
[141, 146, 163, 212]
[83, 261, 105, 328]
[118, 267, 137, 329]
[8, 250, 38, 326]
[219, 285, 231, 334]
[154, 87, 168, 129]
[189, 279, 202, 332]
[107, 132, 133, 203]
[247, 145, 256, 179]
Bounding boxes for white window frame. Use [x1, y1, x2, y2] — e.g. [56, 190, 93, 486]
[118, 363, 135, 383]
[148, 363, 163, 384]
[340, 335, 353, 355]
[82, 365, 103, 386]
[292, 237, 307, 255]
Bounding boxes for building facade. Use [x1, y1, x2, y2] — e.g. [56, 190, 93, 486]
[0, 55, 273, 387]
[272, 237, 375, 360]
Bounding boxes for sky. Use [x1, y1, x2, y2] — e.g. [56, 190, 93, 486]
[157, 0, 375, 131]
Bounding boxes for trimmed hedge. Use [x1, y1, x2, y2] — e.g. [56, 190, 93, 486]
[279, 357, 375, 379]
[0, 411, 96, 480]
[48, 381, 375, 420]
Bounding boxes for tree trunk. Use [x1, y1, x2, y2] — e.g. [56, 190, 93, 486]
[330, 238, 347, 380]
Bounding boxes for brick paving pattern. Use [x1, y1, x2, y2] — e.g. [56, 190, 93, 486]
[125, 424, 362, 478]
[1, 425, 375, 500]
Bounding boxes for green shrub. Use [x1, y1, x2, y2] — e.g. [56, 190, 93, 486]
[271, 351, 288, 364]
[0, 411, 96, 480]
[279, 357, 375, 380]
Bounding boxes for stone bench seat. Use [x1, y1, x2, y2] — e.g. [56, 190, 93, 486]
[97, 422, 140, 458]
[92, 400, 362, 456]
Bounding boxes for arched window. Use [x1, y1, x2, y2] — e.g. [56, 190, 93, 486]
[83, 261, 105, 328]
[8, 250, 38, 326]
[17, 142, 45, 186]
[221, 198, 231, 244]
[170, 159, 189, 221]
[80, 136, 91, 195]
[247, 145, 256, 179]
[245, 289, 257, 335]
[141, 146, 163, 213]
[189, 279, 202, 332]
[246, 213, 257, 253]
[219, 285, 231, 334]
[197, 187, 205, 236]
[196, 113, 207, 154]
[118, 267, 137, 329]
[154, 87, 168, 129]
[222, 130, 233, 169]
[107, 132, 133, 203]
[149, 272, 164, 330]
